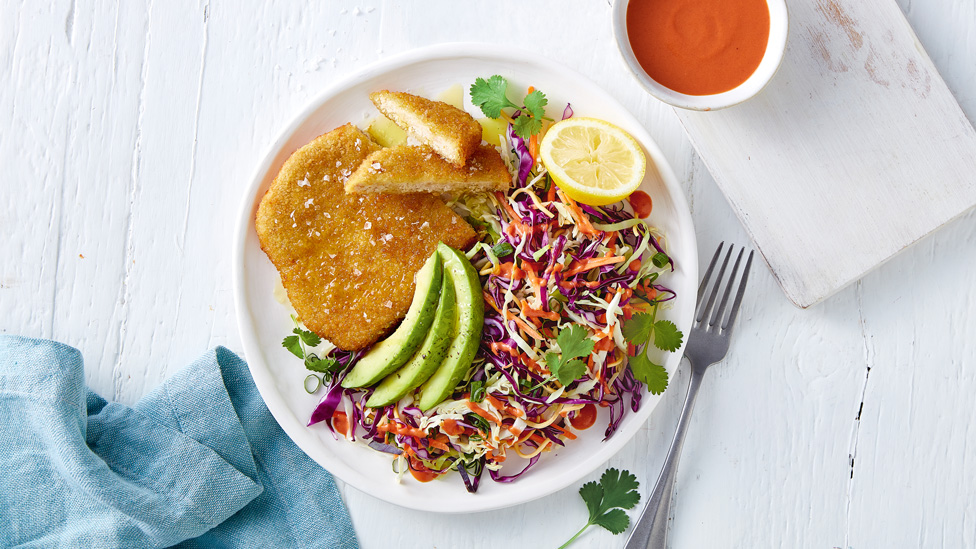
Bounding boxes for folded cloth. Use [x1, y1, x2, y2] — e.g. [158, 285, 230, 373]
[0, 335, 359, 549]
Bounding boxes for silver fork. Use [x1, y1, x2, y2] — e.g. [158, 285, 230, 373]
[624, 242, 754, 549]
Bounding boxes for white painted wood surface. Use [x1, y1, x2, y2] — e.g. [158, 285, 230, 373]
[677, 0, 976, 309]
[2, 1, 974, 547]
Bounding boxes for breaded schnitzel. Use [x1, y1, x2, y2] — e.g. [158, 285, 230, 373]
[255, 124, 476, 350]
[343, 143, 511, 195]
[370, 91, 482, 167]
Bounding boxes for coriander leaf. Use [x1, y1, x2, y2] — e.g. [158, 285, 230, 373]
[621, 312, 654, 345]
[470, 75, 516, 118]
[578, 481, 603, 517]
[652, 320, 683, 352]
[591, 509, 629, 535]
[598, 468, 640, 510]
[554, 358, 587, 387]
[542, 325, 595, 388]
[304, 354, 339, 374]
[282, 335, 304, 359]
[557, 324, 595, 362]
[544, 351, 561, 373]
[522, 90, 548, 120]
[559, 468, 642, 548]
[512, 115, 542, 140]
[629, 351, 669, 395]
[295, 327, 322, 348]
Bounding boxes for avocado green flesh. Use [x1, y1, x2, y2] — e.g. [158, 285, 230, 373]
[341, 252, 443, 389]
[417, 243, 485, 411]
[367, 273, 456, 407]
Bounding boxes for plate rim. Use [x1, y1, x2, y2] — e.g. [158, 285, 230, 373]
[232, 42, 698, 513]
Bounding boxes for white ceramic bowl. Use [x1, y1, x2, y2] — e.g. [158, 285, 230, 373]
[612, 0, 789, 111]
[233, 43, 698, 513]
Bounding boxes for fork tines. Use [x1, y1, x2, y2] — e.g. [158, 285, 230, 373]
[695, 242, 754, 330]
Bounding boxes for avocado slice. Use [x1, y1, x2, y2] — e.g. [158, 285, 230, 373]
[417, 243, 485, 411]
[341, 251, 443, 389]
[366, 273, 456, 407]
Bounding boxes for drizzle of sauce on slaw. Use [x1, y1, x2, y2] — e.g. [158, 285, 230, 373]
[626, 0, 770, 95]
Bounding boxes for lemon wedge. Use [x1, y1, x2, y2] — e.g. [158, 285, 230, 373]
[539, 118, 646, 206]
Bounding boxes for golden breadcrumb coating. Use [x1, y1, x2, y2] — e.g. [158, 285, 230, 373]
[255, 124, 476, 350]
[370, 90, 483, 167]
[344, 144, 511, 194]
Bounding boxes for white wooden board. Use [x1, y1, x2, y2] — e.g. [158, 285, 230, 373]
[676, 0, 976, 308]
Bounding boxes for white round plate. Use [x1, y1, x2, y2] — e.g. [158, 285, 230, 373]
[233, 43, 697, 513]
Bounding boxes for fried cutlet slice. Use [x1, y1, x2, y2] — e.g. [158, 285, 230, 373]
[255, 124, 476, 351]
[370, 90, 482, 167]
[344, 144, 511, 195]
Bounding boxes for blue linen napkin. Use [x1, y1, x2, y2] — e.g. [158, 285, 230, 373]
[0, 335, 359, 549]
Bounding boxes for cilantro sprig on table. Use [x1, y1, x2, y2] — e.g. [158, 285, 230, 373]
[469, 75, 549, 140]
[282, 316, 340, 377]
[558, 468, 641, 548]
[543, 324, 595, 387]
[622, 311, 684, 395]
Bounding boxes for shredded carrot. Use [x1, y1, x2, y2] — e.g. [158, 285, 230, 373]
[522, 306, 560, 322]
[518, 295, 559, 322]
[556, 189, 599, 236]
[563, 255, 627, 277]
[548, 422, 578, 440]
[428, 436, 450, 452]
[594, 336, 615, 352]
[604, 232, 618, 256]
[483, 291, 502, 314]
[522, 264, 544, 303]
[377, 420, 426, 439]
[466, 401, 500, 423]
[520, 352, 543, 375]
[498, 193, 523, 222]
[505, 310, 545, 341]
[528, 433, 548, 446]
[487, 394, 525, 418]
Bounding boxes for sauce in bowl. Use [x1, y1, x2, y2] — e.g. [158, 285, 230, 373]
[626, 0, 770, 96]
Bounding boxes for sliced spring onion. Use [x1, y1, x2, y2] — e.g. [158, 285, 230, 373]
[492, 241, 515, 257]
[303, 374, 321, 394]
[532, 244, 551, 261]
[470, 380, 486, 402]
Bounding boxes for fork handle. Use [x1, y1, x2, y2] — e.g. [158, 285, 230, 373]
[624, 367, 705, 549]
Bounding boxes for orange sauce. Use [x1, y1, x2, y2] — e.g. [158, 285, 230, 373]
[407, 456, 439, 483]
[439, 418, 465, 436]
[626, 0, 770, 95]
[569, 403, 598, 430]
[331, 411, 349, 436]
